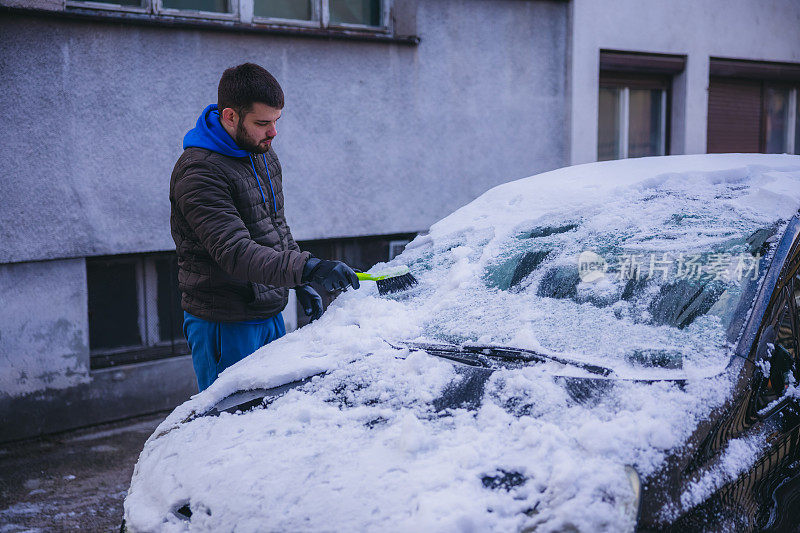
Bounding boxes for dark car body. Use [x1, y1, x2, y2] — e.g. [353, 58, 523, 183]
[125, 155, 800, 532]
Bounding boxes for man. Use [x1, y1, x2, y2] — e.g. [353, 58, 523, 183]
[171, 63, 359, 391]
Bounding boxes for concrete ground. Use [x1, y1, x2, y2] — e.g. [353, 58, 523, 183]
[0, 412, 168, 532]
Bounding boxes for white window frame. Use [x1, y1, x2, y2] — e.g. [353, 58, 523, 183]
[67, 0, 149, 13]
[326, 0, 391, 31]
[135, 257, 161, 347]
[88, 254, 180, 355]
[765, 86, 799, 155]
[786, 88, 798, 154]
[251, 0, 322, 29]
[602, 85, 667, 160]
[67, 0, 392, 33]
[388, 239, 410, 261]
[155, 0, 239, 21]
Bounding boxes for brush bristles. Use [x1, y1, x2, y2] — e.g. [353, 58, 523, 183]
[375, 272, 418, 295]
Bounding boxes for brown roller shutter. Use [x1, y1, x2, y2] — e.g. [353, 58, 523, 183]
[707, 78, 762, 153]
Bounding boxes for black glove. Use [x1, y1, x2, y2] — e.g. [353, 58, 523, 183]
[295, 284, 324, 321]
[302, 257, 360, 292]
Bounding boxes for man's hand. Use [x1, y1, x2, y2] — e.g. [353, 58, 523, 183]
[295, 284, 324, 321]
[302, 258, 360, 292]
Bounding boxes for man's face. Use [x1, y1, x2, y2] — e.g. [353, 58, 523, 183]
[231, 102, 281, 154]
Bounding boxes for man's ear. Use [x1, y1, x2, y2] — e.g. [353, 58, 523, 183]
[220, 107, 238, 128]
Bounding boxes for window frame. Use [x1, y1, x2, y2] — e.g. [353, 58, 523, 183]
[708, 58, 800, 155]
[155, 0, 239, 21]
[87, 252, 187, 370]
[66, 0, 149, 14]
[252, 0, 390, 32]
[762, 83, 798, 154]
[251, 0, 321, 29]
[65, 0, 396, 36]
[326, 0, 391, 32]
[598, 72, 671, 161]
[597, 51, 685, 162]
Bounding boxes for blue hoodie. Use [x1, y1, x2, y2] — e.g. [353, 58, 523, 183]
[183, 104, 248, 158]
[183, 104, 277, 216]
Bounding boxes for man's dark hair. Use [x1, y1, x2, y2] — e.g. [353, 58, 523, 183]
[218, 63, 284, 116]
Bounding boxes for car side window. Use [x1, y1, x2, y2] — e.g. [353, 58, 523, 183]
[794, 272, 800, 348]
[755, 239, 800, 409]
[771, 302, 797, 391]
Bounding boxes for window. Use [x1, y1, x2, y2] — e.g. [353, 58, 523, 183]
[68, 0, 392, 32]
[87, 253, 186, 369]
[388, 239, 411, 261]
[329, 0, 382, 27]
[597, 51, 685, 162]
[598, 80, 667, 161]
[754, 232, 800, 410]
[707, 58, 800, 155]
[253, 0, 383, 28]
[160, 0, 232, 16]
[254, 0, 314, 22]
[71, 0, 235, 18]
[764, 86, 799, 154]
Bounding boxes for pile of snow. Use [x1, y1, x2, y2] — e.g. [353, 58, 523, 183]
[125, 154, 800, 532]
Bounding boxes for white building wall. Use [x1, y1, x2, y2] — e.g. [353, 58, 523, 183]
[568, 0, 800, 165]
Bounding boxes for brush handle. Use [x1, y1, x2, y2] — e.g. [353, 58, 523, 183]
[356, 267, 411, 282]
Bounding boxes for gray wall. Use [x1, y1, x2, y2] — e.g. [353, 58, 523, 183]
[0, 1, 568, 439]
[0, 0, 569, 264]
[0, 258, 89, 397]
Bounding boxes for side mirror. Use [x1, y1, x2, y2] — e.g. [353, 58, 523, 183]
[753, 325, 799, 417]
[768, 343, 796, 396]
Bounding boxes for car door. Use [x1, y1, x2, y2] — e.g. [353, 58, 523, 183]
[741, 225, 800, 531]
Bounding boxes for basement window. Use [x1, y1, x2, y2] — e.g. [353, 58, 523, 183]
[87, 253, 187, 369]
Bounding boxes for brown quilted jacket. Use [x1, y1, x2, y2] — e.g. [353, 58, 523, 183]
[170, 147, 310, 322]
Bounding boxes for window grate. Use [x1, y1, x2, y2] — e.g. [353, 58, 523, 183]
[88, 252, 187, 369]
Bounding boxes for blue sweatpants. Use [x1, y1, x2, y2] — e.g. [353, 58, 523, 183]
[183, 311, 286, 392]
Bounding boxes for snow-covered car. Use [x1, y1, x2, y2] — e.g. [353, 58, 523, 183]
[124, 154, 800, 532]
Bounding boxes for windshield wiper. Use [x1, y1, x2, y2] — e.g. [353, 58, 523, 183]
[392, 341, 613, 376]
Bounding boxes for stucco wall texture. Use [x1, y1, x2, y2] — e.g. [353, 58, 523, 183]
[568, 0, 800, 165]
[0, 0, 569, 265]
[0, 258, 90, 397]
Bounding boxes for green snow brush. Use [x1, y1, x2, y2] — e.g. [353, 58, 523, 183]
[357, 266, 418, 295]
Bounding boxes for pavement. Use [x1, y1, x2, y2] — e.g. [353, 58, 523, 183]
[0, 412, 168, 532]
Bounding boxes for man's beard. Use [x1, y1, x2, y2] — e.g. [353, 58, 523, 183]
[234, 120, 270, 154]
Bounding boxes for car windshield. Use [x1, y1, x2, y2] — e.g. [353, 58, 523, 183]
[386, 162, 796, 377]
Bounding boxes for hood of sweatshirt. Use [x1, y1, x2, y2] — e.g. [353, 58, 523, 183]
[183, 104, 248, 158]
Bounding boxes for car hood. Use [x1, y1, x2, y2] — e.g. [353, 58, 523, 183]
[125, 316, 738, 531]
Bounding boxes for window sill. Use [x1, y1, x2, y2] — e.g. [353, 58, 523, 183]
[2, 5, 421, 45]
[91, 342, 189, 370]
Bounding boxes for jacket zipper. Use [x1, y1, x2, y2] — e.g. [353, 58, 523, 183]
[250, 155, 287, 252]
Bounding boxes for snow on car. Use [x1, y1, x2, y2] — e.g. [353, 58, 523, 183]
[124, 154, 800, 532]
